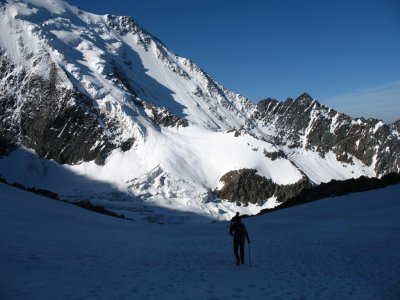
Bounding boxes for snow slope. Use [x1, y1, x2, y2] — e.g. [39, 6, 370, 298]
[1, 183, 399, 299]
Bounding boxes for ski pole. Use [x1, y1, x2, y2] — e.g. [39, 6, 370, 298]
[248, 242, 251, 267]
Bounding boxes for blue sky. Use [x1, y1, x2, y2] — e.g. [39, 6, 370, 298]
[67, 0, 400, 123]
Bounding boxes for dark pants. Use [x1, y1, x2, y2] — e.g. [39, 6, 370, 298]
[233, 240, 245, 264]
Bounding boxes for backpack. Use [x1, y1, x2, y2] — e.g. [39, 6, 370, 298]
[230, 216, 239, 232]
[234, 223, 246, 242]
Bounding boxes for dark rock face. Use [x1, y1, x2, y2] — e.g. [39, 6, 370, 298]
[391, 120, 400, 133]
[144, 103, 189, 128]
[0, 55, 121, 165]
[263, 149, 287, 161]
[106, 15, 152, 49]
[109, 60, 138, 97]
[217, 169, 276, 205]
[253, 93, 400, 176]
[216, 169, 312, 205]
[274, 178, 313, 203]
[0, 136, 16, 157]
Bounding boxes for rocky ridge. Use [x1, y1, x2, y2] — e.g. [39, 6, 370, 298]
[252, 93, 400, 176]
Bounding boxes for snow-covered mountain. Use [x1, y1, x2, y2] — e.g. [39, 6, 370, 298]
[0, 0, 399, 219]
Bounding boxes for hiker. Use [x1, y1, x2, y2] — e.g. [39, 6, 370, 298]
[229, 213, 250, 266]
[229, 212, 240, 233]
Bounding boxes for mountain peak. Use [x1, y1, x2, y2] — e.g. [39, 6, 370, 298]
[295, 92, 314, 102]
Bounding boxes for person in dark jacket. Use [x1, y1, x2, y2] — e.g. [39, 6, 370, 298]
[229, 212, 240, 232]
[229, 213, 250, 266]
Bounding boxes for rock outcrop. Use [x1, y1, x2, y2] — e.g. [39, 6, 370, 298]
[216, 169, 312, 205]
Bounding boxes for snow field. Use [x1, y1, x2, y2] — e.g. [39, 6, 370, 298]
[285, 148, 377, 184]
[1, 183, 399, 299]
